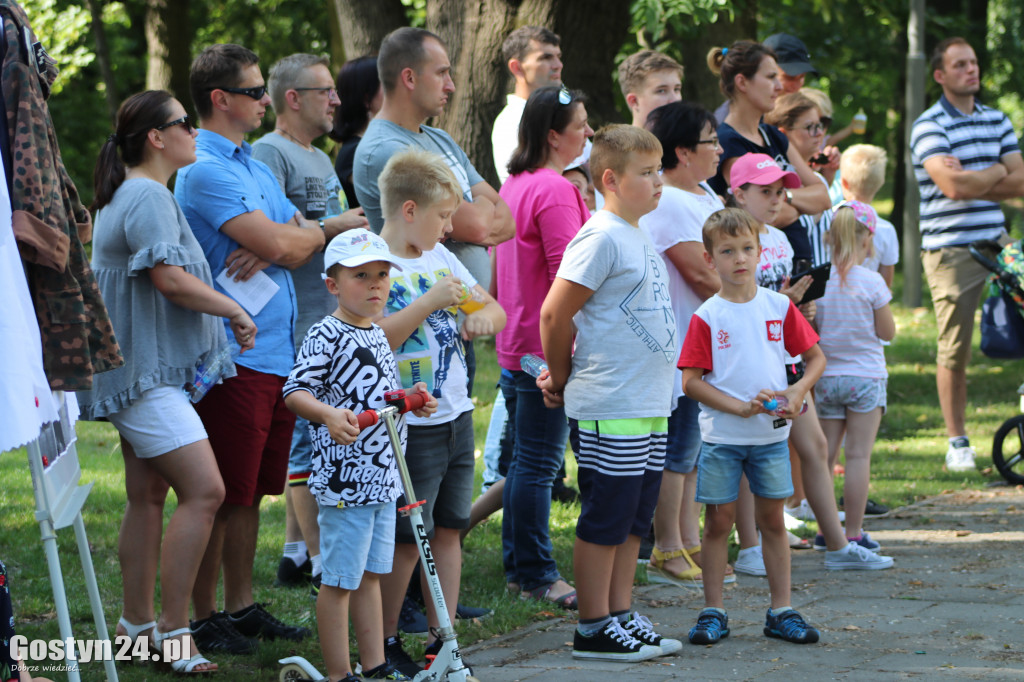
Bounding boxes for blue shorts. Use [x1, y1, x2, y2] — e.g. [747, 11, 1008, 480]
[569, 417, 666, 546]
[815, 376, 888, 419]
[287, 416, 314, 485]
[318, 500, 395, 590]
[696, 439, 792, 505]
[664, 396, 701, 474]
[395, 411, 475, 543]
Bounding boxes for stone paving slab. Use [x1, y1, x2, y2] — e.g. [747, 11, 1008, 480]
[462, 488, 1024, 681]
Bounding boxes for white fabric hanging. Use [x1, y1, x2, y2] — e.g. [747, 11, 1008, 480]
[0, 25, 60, 453]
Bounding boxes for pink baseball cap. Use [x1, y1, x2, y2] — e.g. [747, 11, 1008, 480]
[729, 153, 801, 192]
[834, 199, 877, 233]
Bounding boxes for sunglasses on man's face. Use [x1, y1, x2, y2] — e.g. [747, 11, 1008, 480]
[211, 85, 267, 100]
[155, 115, 194, 133]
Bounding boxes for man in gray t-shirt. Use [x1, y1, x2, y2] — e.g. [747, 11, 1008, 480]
[253, 53, 370, 591]
[353, 27, 514, 291]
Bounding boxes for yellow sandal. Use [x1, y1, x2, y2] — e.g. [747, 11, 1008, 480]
[648, 546, 702, 589]
[687, 545, 736, 584]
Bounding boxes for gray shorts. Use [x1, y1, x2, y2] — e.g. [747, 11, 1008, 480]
[815, 375, 887, 419]
[395, 410, 475, 543]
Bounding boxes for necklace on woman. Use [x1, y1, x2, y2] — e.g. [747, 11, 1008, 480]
[275, 127, 313, 151]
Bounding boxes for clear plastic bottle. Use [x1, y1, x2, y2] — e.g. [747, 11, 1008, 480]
[520, 354, 548, 378]
[851, 108, 867, 135]
[457, 284, 486, 314]
[185, 345, 235, 403]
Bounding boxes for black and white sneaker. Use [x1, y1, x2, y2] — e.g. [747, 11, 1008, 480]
[190, 611, 258, 655]
[572, 619, 662, 662]
[622, 612, 682, 655]
[228, 603, 309, 641]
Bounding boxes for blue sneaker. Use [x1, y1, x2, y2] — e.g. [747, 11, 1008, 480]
[689, 608, 729, 645]
[848, 531, 880, 552]
[764, 608, 819, 644]
[813, 533, 827, 552]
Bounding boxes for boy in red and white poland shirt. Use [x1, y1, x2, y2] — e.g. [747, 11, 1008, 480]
[678, 208, 825, 645]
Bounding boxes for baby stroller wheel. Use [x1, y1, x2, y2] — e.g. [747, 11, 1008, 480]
[993, 415, 1024, 485]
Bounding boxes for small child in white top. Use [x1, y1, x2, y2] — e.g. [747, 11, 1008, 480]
[814, 200, 896, 548]
[839, 144, 899, 288]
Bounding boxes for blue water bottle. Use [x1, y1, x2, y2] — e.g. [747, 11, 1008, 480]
[520, 354, 548, 378]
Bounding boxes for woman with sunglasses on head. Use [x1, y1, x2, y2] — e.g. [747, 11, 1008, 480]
[494, 85, 592, 608]
[706, 41, 831, 266]
[79, 90, 256, 674]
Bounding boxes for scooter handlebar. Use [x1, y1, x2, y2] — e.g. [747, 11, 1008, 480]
[355, 389, 430, 431]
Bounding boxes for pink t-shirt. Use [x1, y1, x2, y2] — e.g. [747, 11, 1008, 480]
[816, 264, 891, 378]
[495, 168, 589, 370]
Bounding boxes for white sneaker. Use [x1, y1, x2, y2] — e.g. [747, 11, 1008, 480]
[824, 541, 894, 570]
[783, 509, 806, 530]
[945, 443, 977, 472]
[784, 498, 816, 522]
[733, 545, 767, 576]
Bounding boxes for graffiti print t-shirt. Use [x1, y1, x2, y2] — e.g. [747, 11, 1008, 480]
[383, 244, 476, 425]
[555, 210, 677, 421]
[283, 316, 404, 507]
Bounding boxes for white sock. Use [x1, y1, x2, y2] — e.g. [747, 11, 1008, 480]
[283, 540, 308, 564]
[310, 553, 322, 578]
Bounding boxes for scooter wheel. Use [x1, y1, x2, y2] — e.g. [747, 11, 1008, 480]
[993, 415, 1024, 485]
[280, 663, 313, 682]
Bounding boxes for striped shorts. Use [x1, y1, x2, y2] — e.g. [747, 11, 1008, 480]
[569, 417, 667, 545]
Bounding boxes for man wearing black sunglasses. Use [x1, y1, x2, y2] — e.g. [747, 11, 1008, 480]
[174, 43, 323, 655]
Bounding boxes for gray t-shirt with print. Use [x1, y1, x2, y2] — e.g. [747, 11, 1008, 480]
[252, 132, 344, 347]
[556, 210, 677, 421]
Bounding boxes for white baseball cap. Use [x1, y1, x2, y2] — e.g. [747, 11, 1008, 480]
[323, 228, 404, 275]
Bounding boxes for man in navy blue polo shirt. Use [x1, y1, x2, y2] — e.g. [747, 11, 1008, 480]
[910, 37, 1024, 472]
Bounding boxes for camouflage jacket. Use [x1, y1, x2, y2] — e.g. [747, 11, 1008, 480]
[1, 0, 122, 390]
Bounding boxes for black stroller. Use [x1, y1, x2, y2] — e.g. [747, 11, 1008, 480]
[969, 238, 1024, 483]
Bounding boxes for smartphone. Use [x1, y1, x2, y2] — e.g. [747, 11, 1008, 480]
[791, 262, 832, 304]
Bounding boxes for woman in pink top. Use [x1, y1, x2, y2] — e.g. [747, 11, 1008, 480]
[495, 85, 592, 607]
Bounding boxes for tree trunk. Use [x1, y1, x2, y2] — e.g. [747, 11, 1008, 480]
[331, 0, 407, 59]
[84, 0, 118, 124]
[677, 0, 758, 117]
[430, 0, 520, 188]
[553, 0, 632, 128]
[144, 0, 192, 104]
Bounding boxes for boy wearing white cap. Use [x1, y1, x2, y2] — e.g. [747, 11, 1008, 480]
[283, 227, 437, 682]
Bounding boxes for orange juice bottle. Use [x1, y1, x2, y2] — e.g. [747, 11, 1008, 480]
[457, 284, 486, 314]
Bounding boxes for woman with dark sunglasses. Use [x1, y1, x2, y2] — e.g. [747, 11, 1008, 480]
[79, 90, 257, 674]
[493, 85, 592, 609]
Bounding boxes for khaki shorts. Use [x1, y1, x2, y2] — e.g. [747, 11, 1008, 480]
[922, 246, 991, 370]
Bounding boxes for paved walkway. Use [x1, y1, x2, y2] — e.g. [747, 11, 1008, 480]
[463, 487, 1024, 680]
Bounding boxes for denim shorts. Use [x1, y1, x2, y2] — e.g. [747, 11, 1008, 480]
[395, 410, 475, 543]
[664, 395, 701, 474]
[815, 376, 887, 418]
[106, 385, 207, 459]
[696, 439, 792, 505]
[288, 416, 313, 485]
[318, 500, 395, 590]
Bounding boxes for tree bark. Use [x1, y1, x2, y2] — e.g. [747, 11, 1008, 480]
[553, 0, 632, 128]
[677, 0, 758, 117]
[430, 0, 520, 188]
[84, 0, 118, 124]
[144, 0, 192, 104]
[331, 0, 407, 59]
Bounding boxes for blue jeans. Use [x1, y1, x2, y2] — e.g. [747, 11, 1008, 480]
[500, 369, 568, 591]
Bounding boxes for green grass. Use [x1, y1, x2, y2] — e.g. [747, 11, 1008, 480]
[2, 291, 1023, 680]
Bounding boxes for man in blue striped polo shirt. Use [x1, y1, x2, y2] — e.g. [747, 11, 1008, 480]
[910, 37, 1024, 472]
